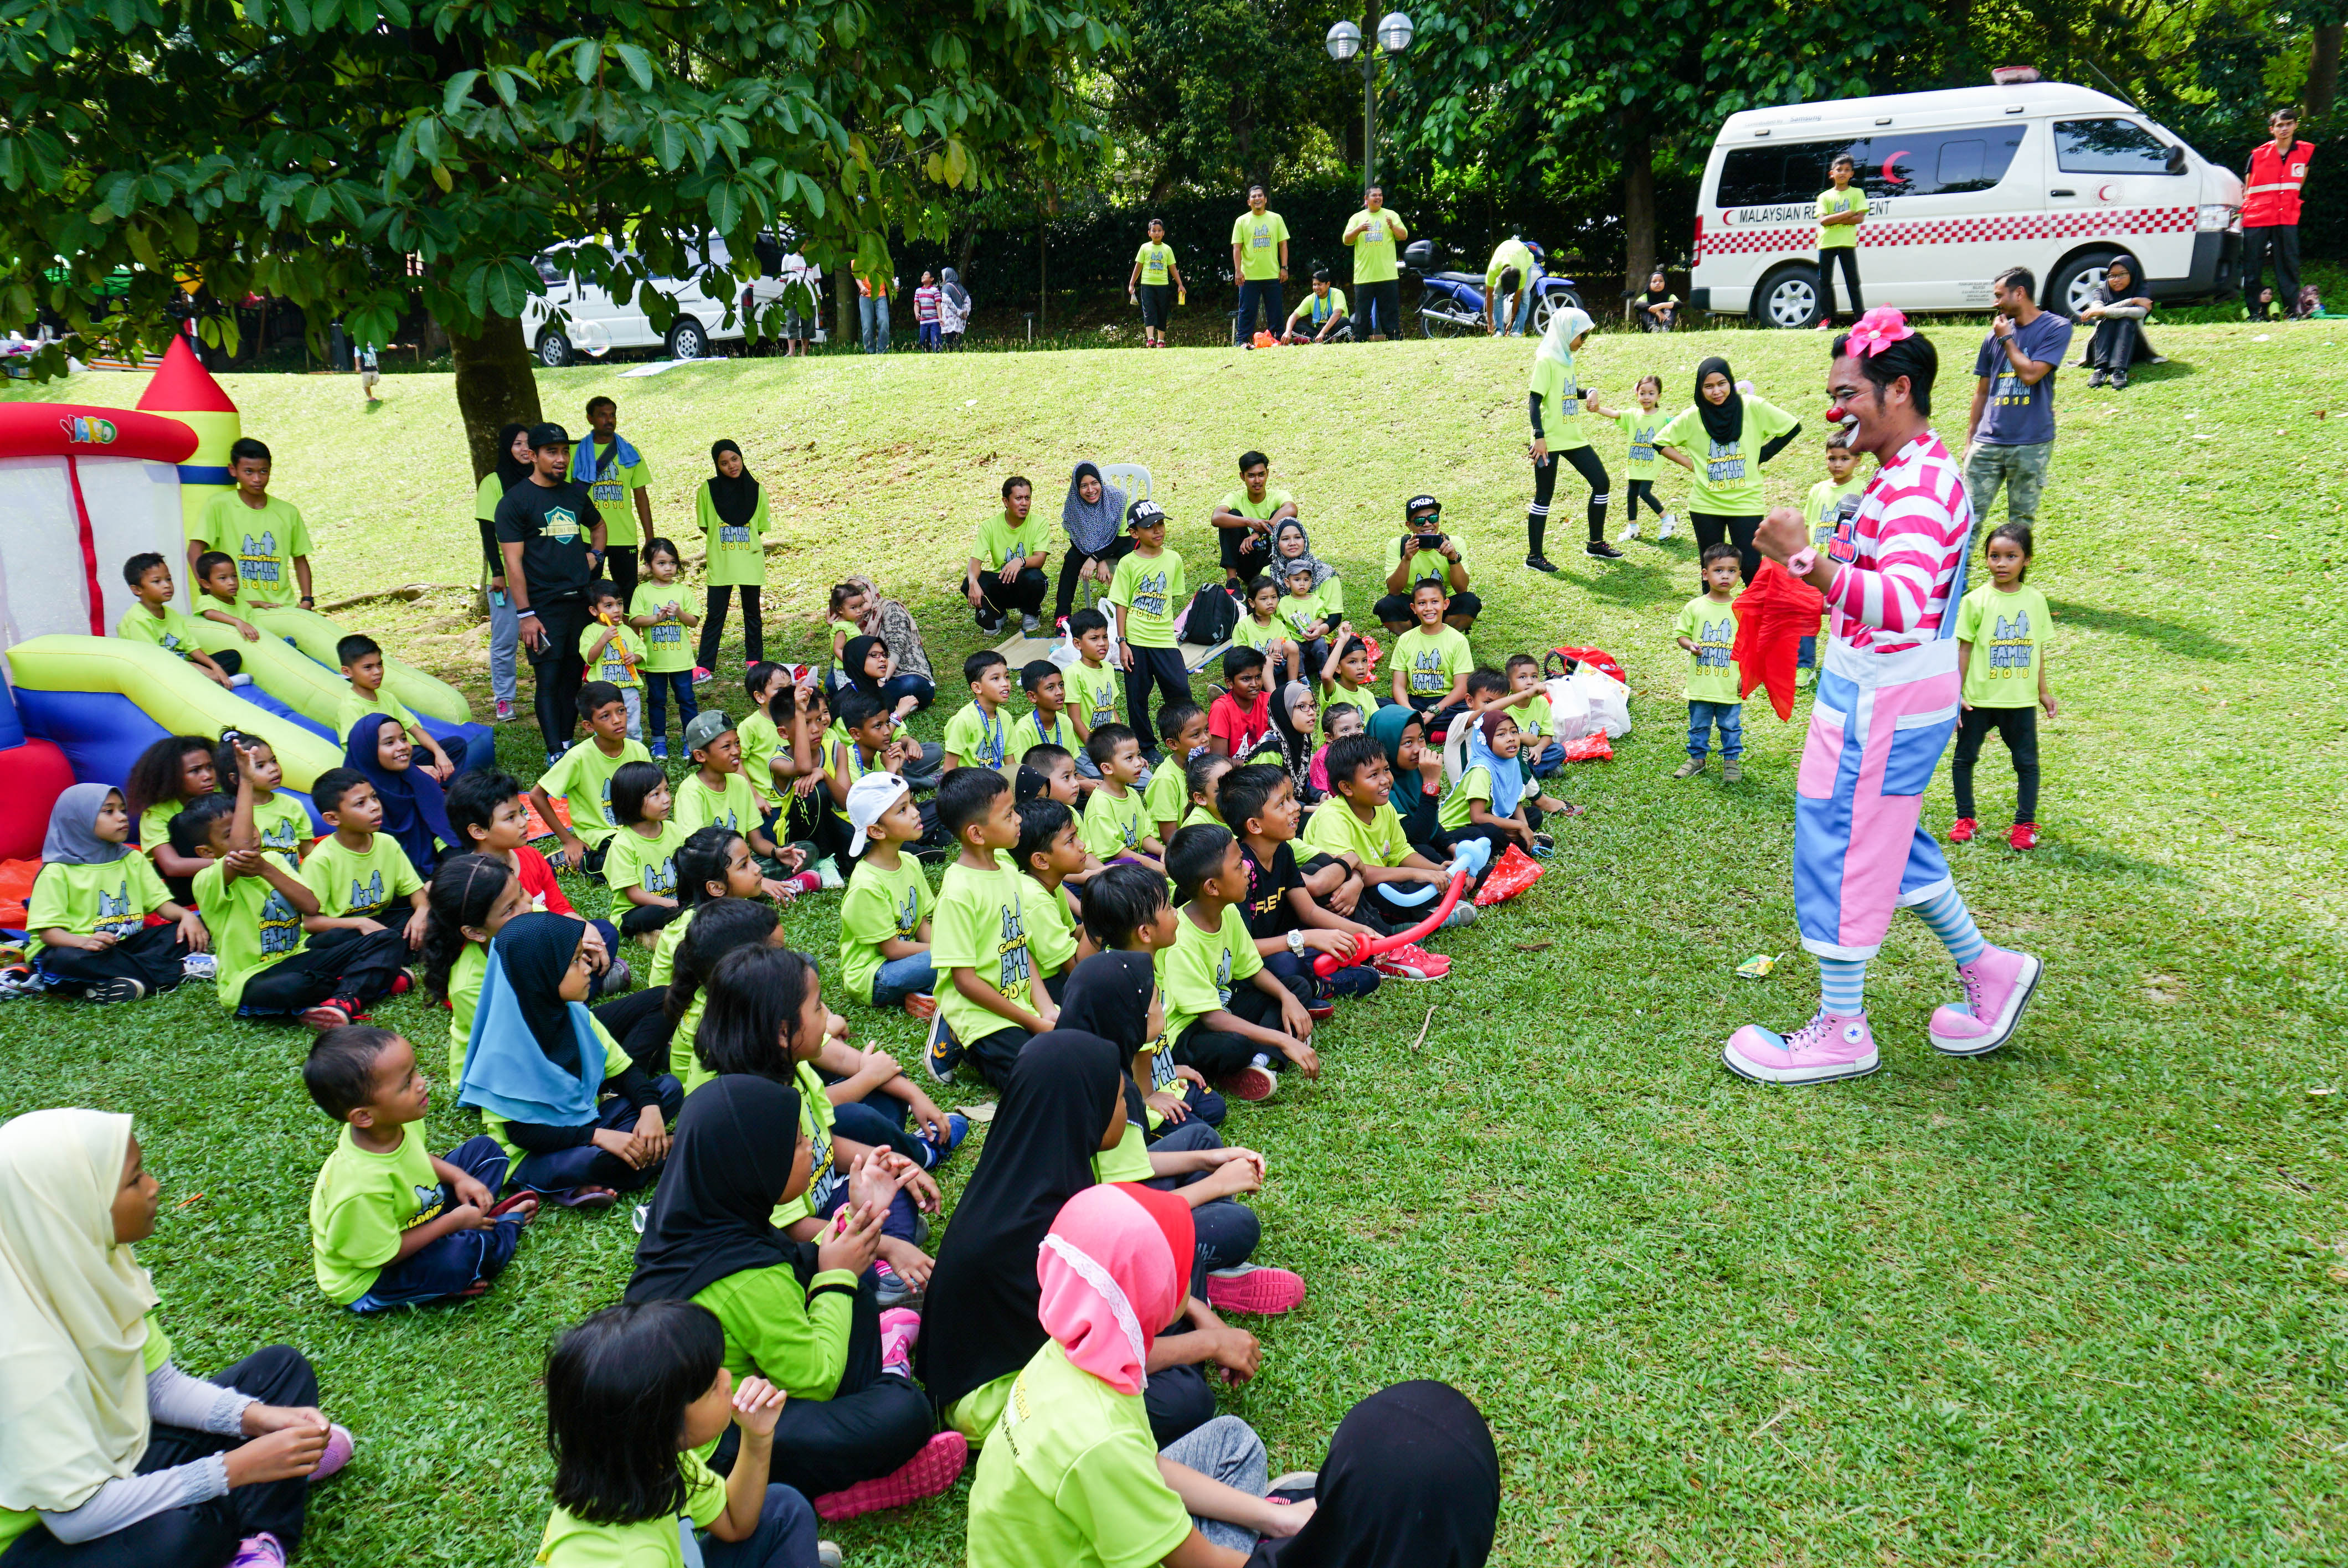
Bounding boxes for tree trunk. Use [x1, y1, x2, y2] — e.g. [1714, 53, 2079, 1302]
[450, 313, 542, 482]
[837, 261, 855, 349]
[2311, 24, 2343, 120]
[1621, 107, 1656, 314]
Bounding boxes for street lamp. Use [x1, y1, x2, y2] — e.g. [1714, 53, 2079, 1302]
[1326, 12, 1412, 193]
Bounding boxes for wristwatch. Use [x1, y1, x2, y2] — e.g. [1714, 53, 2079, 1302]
[1786, 547, 1819, 576]
[1285, 930, 1306, 957]
[298, 595, 314, 606]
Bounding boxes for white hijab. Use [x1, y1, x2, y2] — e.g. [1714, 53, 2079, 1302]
[1535, 305, 1594, 370]
[0, 1109, 159, 1515]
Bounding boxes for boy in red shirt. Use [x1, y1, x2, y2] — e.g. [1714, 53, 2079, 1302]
[1207, 646, 1272, 758]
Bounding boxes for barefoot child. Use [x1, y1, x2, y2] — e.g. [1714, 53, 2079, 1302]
[1951, 522, 2056, 851]
[1673, 545, 1744, 782]
[1160, 824, 1319, 1104]
[298, 767, 428, 950]
[579, 582, 647, 742]
[1081, 724, 1163, 873]
[28, 783, 208, 1003]
[627, 537, 700, 757]
[838, 773, 936, 1012]
[603, 760, 687, 941]
[529, 682, 652, 876]
[337, 635, 462, 780]
[925, 767, 1055, 1089]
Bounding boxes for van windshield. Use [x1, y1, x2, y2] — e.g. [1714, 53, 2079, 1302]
[1717, 126, 2027, 208]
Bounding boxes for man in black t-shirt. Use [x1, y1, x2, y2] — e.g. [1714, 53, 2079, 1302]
[496, 422, 607, 759]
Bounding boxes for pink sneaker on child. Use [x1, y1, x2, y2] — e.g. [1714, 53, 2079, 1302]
[1928, 945, 2043, 1056]
[812, 1432, 968, 1520]
[877, 1307, 921, 1375]
[230, 1533, 286, 1568]
[1723, 1012, 1879, 1085]
[308, 1424, 355, 1483]
[1204, 1263, 1306, 1316]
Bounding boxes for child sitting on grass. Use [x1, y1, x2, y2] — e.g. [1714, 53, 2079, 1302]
[213, 731, 311, 869]
[342, 713, 457, 877]
[943, 649, 1015, 773]
[1438, 711, 1552, 863]
[603, 759, 686, 941]
[298, 767, 427, 950]
[1079, 867, 1218, 1128]
[925, 767, 1055, 1090]
[116, 553, 239, 687]
[443, 770, 630, 992]
[421, 853, 532, 1080]
[1207, 647, 1273, 759]
[1081, 723, 1164, 873]
[673, 710, 809, 883]
[535, 1300, 819, 1567]
[1183, 752, 1233, 832]
[337, 634, 462, 780]
[627, 537, 701, 756]
[1061, 607, 1123, 776]
[304, 1025, 533, 1312]
[1008, 660, 1080, 758]
[736, 662, 795, 816]
[1013, 797, 1090, 991]
[1503, 653, 1564, 777]
[1144, 701, 1209, 839]
[1275, 556, 1333, 689]
[1219, 763, 1379, 1005]
[1233, 575, 1288, 677]
[1159, 823, 1319, 1104]
[529, 682, 653, 878]
[29, 782, 208, 1004]
[1318, 627, 1378, 733]
[838, 772, 935, 1013]
[1387, 577, 1474, 736]
[579, 581, 647, 741]
[1305, 699, 1367, 800]
[824, 691, 935, 860]
[1673, 544, 1744, 783]
[1301, 733, 1468, 976]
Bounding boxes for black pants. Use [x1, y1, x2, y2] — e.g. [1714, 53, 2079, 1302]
[1818, 247, 1862, 318]
[1626, 478, 1663, 522]
[593, 986, 673, 1079]
[1370, 590, 1481, 631]
[605, 547, 639, 608]
[1528, 442, 1610, 556]
[1690, 512, 1764, 584]
[2241, 224, 2300, 316]
[1170, 980, 1306, 1079]
[698, 586, 763, 669]
[974, 568, 1049, 628]
[236, 927, 409, 1017]
[527, 593, 592, 753]
[209, 649, 241, 677]
[617, 901, 683, 940]
[36, 925, 189, 996]
[0, 1347, 318, 1565]
[1953, 705, 2040, 824]
[1122, 645, 1192, 752]
[1234, 280, 1285, 342]
[709, 1269, 934, 1497]
[1145, 1120, 1260, 1296]
[507, 1075, 685, 1194]
[1055, 539, 1135, 622]
[1357, 280, 1401, 338]
[2086, 317, 2142, 374]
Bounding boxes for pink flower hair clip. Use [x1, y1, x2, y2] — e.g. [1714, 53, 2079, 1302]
[1843, 306, 1915, 357]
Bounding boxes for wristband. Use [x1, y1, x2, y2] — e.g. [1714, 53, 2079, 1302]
[298, 596, 314, 606]
[518, 607, 539, 619]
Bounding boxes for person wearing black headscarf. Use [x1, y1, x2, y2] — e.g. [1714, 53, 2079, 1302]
[476, 421, 534, 720]
[695, 439, 768, 669]
[2079, 254, 2155, 388]
[342, 712, 456, 876]
[1655, 355, 1803, 582]
[916, 1028, 1233, 1450]
[626, 1073, 934, 1498]
[1246, 1380, 1500, 1568]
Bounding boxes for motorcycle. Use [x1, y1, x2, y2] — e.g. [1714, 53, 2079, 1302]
[1403, 239, 1585, 338]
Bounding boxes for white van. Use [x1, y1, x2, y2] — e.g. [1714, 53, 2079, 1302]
[523, 237, 812, 367]
[1690, 79, 2243, 328]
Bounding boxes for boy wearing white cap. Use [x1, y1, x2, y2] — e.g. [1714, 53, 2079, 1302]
[837, 771, 938, 1013]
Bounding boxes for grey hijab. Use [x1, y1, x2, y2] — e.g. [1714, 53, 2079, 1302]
[43, 783, 128, 866]
[1062, 462, 1129, 555]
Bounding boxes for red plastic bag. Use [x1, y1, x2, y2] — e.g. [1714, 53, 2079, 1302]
[1473, 843, 1545, 906]
[1562, 729, 1614, 762]
[1252, 331, 1278, 348]
[1546, 644, 1625, 685]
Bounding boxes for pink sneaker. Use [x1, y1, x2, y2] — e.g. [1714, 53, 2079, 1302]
[812, 1431, 968, 1520]
[877, 1307, 921, 1375]
[1373, 943, 1449, 981]
[230, 1534, 286, 1568]
[1928, 945, 2042, 1056]
[1204, 1262, 1306, 1316]
[1217, 1065, 1279, 1102]
[1723, 1012, 1879, 1085]
[308, 1423, 355, 1483]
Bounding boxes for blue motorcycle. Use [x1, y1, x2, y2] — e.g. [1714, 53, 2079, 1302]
[1403, 240, 1585, 337]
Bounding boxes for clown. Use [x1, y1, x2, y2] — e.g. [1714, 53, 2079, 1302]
[1725, 308, 2042, 1084]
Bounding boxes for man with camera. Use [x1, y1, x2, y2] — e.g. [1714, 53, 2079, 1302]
[1373, 494, 1480, 637]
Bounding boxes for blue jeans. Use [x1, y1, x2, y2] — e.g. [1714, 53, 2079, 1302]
[643, 669, 698, 749]
[869, 950, 936, 1010]
[1527, 742, 1566, 777]
[1687, 699, 1743, 760]
[1235, 279, 1285, 341]
[345, 1136, 523, 1312]
[507, 1076, 684, 1194]
[1501, 288, 1533, 334]
[859, 294, 891, 352]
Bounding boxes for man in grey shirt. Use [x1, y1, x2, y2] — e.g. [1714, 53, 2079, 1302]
[1963, 265, 2074, 537]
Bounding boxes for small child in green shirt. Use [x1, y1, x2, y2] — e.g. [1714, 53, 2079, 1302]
[27, 782, 205, 1003]
[115, 553, 238, 688]
[673, 710, 801, 877]
[601, 760, 686, 942]
[1012, 797, 1090, 989]
[579, 581, 647, 741]
[1276, 557, 1332, 688]
[1158, 823, 1319, 1103]
[839, 771, 937, 1013]
[303, 1024, 533, 1310]
[125, 732, 220, 903]
[1142, 702, 1208, 841]
[925, 766, 1055, 1089]
[1796, 431, 1868, 680]
[1007, 660, 1080, 759]
[942, 649, 1014, 773]
[337, 632, 459, 781]
[1060, 608, 1123, 777]
[1588, 373, 1674, 540]
[1080, 723, 1165, 874]
[299, 767, 428, 948]
[1673, 545, 1745, 782]
[191, 549, 266, 644]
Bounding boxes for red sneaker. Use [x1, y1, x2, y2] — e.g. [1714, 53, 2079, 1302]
[1305, 1002, 1334, 1023]
[296, 1001, 351, 1030]
[1949, 817, 1978, 843]
[2007, 822, 2040, 851]
[1204, 1262, 1306, 1316]
[812, 1432, 968, 1520]
[1217, 1065, 1279, 1102]
[388, 970, 414, 997]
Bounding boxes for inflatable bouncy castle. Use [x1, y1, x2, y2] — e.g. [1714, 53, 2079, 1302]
[0, 339, 483, 857]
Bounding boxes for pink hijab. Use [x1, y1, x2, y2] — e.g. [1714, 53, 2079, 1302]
[1036, 1184, 1194, 1396]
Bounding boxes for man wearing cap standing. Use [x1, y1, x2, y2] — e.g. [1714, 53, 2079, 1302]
[497, 422, 608, 761]
[2241, 107, 2315, 321]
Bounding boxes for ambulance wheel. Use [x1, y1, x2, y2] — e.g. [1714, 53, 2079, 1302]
[2051, 250, 2123, 318]
[1757, 265, 1821, 329]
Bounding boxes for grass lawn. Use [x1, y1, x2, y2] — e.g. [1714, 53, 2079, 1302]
[4, 318, 2346, 1565]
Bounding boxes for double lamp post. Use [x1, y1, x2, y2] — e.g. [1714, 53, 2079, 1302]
[1325, 12, 1413, 194]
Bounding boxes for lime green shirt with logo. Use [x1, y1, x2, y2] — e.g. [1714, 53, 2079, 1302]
[602, 819, 686, 915]
[1390, 624, 1471, 698]
[1381, 532, 1464, 587]
[1108, 550, 1186, 650]
[1082, 782, 1148, 860]
[1093, 1119, 1155, 1184]
[308, 1123, 447, 1304]
[1279, 586, 1330, 639]
[1346, 207, 1407, 283]
[930, 860, 1036, 1046]
[671, 770, 762, 842]
[838, 850, 933, 1005]
[1007, 706, 1078, 762]
[1654, 398, 1802, 514]
[1620, 406, 1666, 480]
[1485, 237, 1537, 292]
[944, 700, 1012, 771]
[533, 1450, 725, 1567]
[192, 492, 312, 604]
[1229, 210, 1290, 281]
[1021, 875, 1078, 977]
[1156, 901, 1261, 1046]
[579, 441, 651, 548]
[1817, 185, 1868, 248]
[1437, 764, 1496, 832]
[1133, 242, 1175, 286]
[116, 602, 207, 657]
[299, 833, 422, 921]
[1955, 583, 2051, 709]
[734, 708, 788, 808]
[1676, 594, 1742, 703]
[1141, 760, 1190, 831]
[192, 858, 308, 1008]
[1300, 796, 1410, 868]
[538, 737, 651, 849]
[578, 621, 645, 690]
[696, 481, 768, 588]
[1529, 352, 1591, 452]
[336, 687, 423, 745]
[1063, 659, 1121, 730]
[28, 855, 172, 952]
[973, 513, 1045, 573]
[629, 583, 697, 674]
[1803, 475, 1868, 546]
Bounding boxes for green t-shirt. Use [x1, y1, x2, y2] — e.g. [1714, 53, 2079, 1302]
[973, 513, 1046, 572]
[1156, 901, 1261, 1046]
[1437, 764, 1496, 832]
[137, 801, 186, 857]
[1529, 351, 1591, 452]
[1291, 287, 1348, 329]
[697, 482, 768, 588]
[1229, 210, 1290, 282]
[446, 941, 487, 1081]
[671, 770, 762, 842]
[1803, 476, 1867, 545]
[1300, 796, 1409, 868]
[115, 602, 205, 656]
[766, 1061, 840, 1226]
[1346, 208, 1406, 283]
[944, 700, 1012, 771]
[1620, 406, 1666, 481]
[1007, 708, 1079, 761]
[298, 832, 423, 921]
[1217, 486, 1294, 526]
[538, 738, 652, 848]
[1232, 613, 1279, 652]
[192, 858, 307, 1008]
[1107, 550, 1186, 651]
[1133, 242, 1175, 286]
[1390, 624, 1472, 699]
[534, 1450, 725, 1567]
[579, 622, 645, 690]
[27, 855, 172, 951]
[1063, 660, 1121, 731]
[1654, 398, 1802, 514]
[692, 1251, 860, 1403]
[1320, 680, 1376, 731]
[308, 1123, 446, 1304]
[839, 850, 933, 1006]
[603, 819, 686, 916]
[1278, 587, 1330, 639]
[336, 687, 421, 745]
[1817, 185, 1868, 248]
[1021, 875, 1078, 977]
[1517, 692, 1555, 740]
[1485, 238, 1537, 292]
[1180, 805, 1220, 833]
[253, 792, 312, 871]
[1141, 760, 1190, 831]
[1082, 782, 1147, 860]
[1675, 594, 1742, 704]
[966, 1340, 1195, 1568]
[629, 583, 697, 674]
[1381, 532, 1465, 589]
[1956, 583, 2051, 709]
[1092, 1120, 1154, 1184]
[930, 860, 1036, 1048]
[579, 440, 651, 548]
[192, 492, 312, 604]
[734, 708, 787, 808]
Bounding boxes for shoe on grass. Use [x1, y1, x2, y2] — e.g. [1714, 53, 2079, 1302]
[296, 999, 351, 1030]
[80, 976, 147, 1006]
[1722, 759, 1743, 783]
[1928, 945, 2042, 1057]
[2008, 821, 2040, 851]
[2088, 368, 2108, 387]
[309, 1425, 356, 1484]
[1674, 756, 1705, 779]
[1205, 1262, 1306, 1316]
[1949, 816, 1978, 843]
[1722, 1012, 1879, 1085]
[1021, 613, 1042, 635]
[691, 666, 714, 685]
[813, 1432, 968, 1521]
[1585, 539, 1624, 559]
[650, 740, 668, 761]
[1372, 943, 1449, 981]
[1525, 554, 1559, 574]
[230, 1533, 286, 1568]
[1620, 520, 1641, 541]
[1438, 900, 1477, 930]
[873, 1260, 921, 1312]
[1217, 1065, 1279, 1102]
[2110, 370, 2128, 389]
[180, 952, 217, 982]
[495, 699, 516, 723]
[1657, 513, 1678, 539]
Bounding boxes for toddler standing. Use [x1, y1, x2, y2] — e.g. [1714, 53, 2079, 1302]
[1952, 523, 2057, 851]
[1673, 544, 1744, 782]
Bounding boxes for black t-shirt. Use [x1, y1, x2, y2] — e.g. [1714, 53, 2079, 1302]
[495, 478, 604, 604]
[1238, 838, 1304, 940]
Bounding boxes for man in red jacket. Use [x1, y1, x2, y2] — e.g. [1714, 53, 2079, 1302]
[2241, 107, 2315, 320]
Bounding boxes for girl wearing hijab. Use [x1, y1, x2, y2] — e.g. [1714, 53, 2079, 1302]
[28, 785, 208, 1003]
[938, 267, 971, 349]
[624, 1074, 956, 1516]
[456, 911, 681, 1206]
[1525, 305, 1619, 570]
[965, 1183, 1311, 1566]
[1054, 462, 1131, 624]
[1436, 711, 1546, 871]
[696, 440, 768, 671]
[2079, 254, 2155, 388]
[1263, 682, 1322, 807]
[1245, 1380, 1500, 1568]
[474, 420, 533, 721]
[1654, 357, 1804, 582]
[830, 637, 945, 779]
[834, 573, 936, 698]
[342, 713, 455, 876]
[0, 1108, 350, 1566]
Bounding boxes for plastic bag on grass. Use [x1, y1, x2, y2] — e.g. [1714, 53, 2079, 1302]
[1473, 843, 1544, 906]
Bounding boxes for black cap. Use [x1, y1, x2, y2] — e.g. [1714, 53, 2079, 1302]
[1126, 498, 1167, 530]
[1404, 493, 1440, 520]
[527, 422, 571, 450]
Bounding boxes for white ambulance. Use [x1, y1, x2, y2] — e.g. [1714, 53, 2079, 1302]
[1689, 78, 2243, 327]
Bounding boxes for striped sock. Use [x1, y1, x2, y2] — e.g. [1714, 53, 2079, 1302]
[1818, 956, 1868, 1015]
[1913, 884, 1987, 966]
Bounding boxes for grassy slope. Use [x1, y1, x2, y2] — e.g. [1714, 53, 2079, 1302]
[4, 323, 2346, 1566]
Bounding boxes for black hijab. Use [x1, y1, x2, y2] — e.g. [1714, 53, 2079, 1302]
[2093, 254, 2140, 305]
[914, 1030, 1125, 1410]
[1694, 355, 1744, 445]
[838, 635, 887, 695]
[490, 911, 591, 1075]
[493, 421, 532, 491]
[707, 440, 760, 527]
[626, 1074, 805, 1304]
[1248, 1380, 1501, 1568]
[1058, 952, 1157, 1125]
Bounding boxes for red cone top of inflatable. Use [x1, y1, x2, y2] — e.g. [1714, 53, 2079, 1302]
[133, 335, 236, 414]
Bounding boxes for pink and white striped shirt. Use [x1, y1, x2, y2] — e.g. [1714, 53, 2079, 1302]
[1823, 431, 1974, 654]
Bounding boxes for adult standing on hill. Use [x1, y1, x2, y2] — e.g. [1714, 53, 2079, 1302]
[2241, 107, 2314, 319]
[1343, 185, 1409, 341]
[498, 422, 606, 763]
[573, 395, 652, 605]
[1963, 266, 2072, 541]
[1230, 184, 1290, 343]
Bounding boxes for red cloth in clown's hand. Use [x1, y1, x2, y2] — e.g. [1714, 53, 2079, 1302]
[1733, 561, 1826, 721]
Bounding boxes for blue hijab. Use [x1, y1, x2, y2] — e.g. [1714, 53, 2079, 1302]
[456, 912, 605, 1126]
[1457, 710, 1525, 820]
[343, 713, 455, 875]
